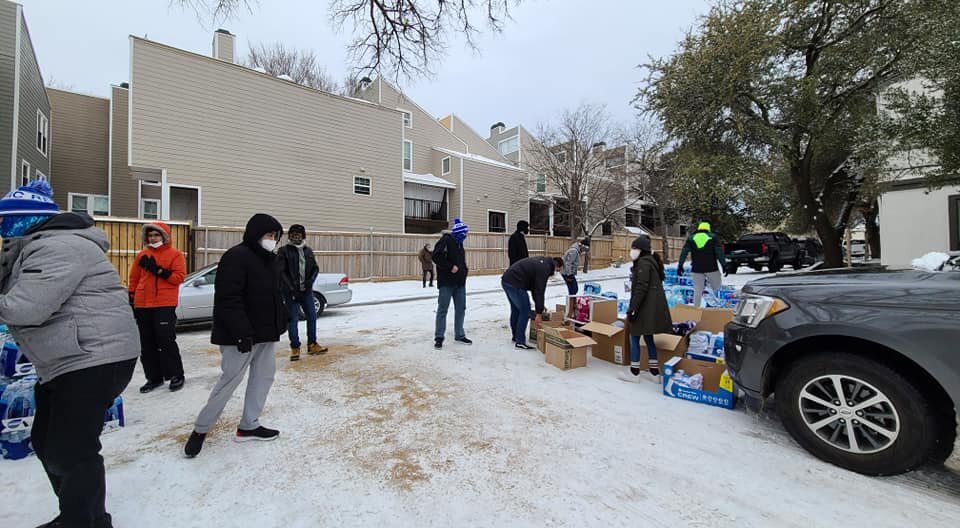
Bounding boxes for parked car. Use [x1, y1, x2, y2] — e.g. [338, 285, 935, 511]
[724, 264, 960, 476]
[176, 263, 352, 323]
[724, 232, 803, 274]
[794, 237, 823, 267]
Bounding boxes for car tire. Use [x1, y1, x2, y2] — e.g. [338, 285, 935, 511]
[296, 293, 327, 320]
[776, 351, 938, 476]
[768, 258, 782, 273]
[725, 263, 738, 275]
[792, 255, 803, 270]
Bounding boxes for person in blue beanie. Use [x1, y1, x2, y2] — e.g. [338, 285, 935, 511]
[431, 218, 472, 349]
[0, 181, 139, 528]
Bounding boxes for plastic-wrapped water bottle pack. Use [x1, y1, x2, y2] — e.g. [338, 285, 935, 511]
[672, 370, 704, 390]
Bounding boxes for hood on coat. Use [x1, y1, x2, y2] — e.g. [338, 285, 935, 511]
[24, 212, 108, 252]
[242, 213, 284, 257]
[141, 221, 172, 245]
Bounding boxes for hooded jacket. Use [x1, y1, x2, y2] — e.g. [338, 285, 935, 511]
[417, 246, 434, 271]
[432, 231, 468, 287]
[678, 226, 726, 274]
[0, 213, 140, 383]
[508, 224, 529, 266]
[128, 221, 187, 308]
[628, 253, 672, 336]
[562, 243, 583, 276]
[210, 214, 288, 346]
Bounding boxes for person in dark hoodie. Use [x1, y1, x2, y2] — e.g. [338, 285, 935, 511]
[184, 213, 287, 458]
[0, 181, 139, 528]
[620, 235, 672, 383]
[501, 256, 565, 349]
[508, 220, 530, 266]
[278, 224, 325, 362]
[432, 218, 471, 349]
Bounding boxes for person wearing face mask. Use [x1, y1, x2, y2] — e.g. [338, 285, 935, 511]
[500, 256, 565, 349]
[508, 220, 530, 266]
[561, 238, 590, 295]
[431, 218, 471, 349]
[418, 243, 434, 288]
[0, 181, 139, 528]
[184, 213, 287, 458]
[620, 235, 672, 383]
[128, 222, 187, 393]
[278, 224, 324, 361]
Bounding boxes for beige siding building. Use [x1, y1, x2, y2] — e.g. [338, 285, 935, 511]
[128, 36, 404, 230]
[109, 84, 138, 218]
[47, 88, 109, 212]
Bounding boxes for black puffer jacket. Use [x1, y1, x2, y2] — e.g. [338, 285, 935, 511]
[432, 233, 468, 287]
[211, 214, 288, 346]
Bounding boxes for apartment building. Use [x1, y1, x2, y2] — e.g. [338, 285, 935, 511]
[1, 0, 49, 192]
[47, 88, 109, 213]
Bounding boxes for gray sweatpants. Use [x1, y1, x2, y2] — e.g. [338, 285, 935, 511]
[692, 271, 723, 307]
[194, 342, 276, 434]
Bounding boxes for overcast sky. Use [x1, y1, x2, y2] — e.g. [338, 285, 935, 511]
[21, 0, 708, 134]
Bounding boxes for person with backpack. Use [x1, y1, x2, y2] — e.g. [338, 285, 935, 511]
[677, 222, 727, 307]
[432, 218, 472, 349]
[278, 224, 325, 362]
[508, 220, 530, 266]
[620, 235, 672, 382]
[184, 213, 287, 458]
[128, 221, 187, 393]
[0, 181, 139, 528]
[562, 238, 590, 295]
[501, 256, 565, 349]
[418, 243, 434, 288]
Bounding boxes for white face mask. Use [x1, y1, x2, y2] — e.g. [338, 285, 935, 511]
[149, 241, 163, 249]
[260, 239, 278, 252]
[630, 249, 641, 260]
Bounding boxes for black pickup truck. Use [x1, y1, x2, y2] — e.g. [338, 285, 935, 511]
[724, 232, 803, 274]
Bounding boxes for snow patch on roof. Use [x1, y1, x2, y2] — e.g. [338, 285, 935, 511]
[404, 172, 457, 189]
[433, 147, 524, 172]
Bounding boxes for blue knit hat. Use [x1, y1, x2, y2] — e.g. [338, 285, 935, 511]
[451, 218, 469, 244]
[0, 180, 59, 217]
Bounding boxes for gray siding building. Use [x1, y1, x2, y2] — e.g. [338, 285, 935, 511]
[1, 0, 50, 191]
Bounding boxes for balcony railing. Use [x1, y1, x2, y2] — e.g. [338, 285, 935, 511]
[405, 198, 447, 221]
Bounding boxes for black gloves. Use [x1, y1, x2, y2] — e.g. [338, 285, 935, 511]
[128, 291, 135, 308]
[237, 337, 254, 353]
[139, 255, 171, 279]
[676, 266, 684, 277]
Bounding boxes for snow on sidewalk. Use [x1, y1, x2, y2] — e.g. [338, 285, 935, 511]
[6, 281, 959, 528]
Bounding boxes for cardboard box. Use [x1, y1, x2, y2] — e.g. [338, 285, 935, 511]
[641, 306, 734, 367]
[566, 296, 619, 325]
[581, 321, 632, 367]
[661, 356, 735, 409]
[542, 326, 596, 370]
[537, 328, 546, 353]
[530, 317, 565, 345]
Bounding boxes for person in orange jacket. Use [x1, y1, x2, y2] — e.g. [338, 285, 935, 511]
[128, 221, 187, 393]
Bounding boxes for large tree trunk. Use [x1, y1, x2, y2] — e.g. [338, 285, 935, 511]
[862, 202, 881, 259]
[817, 221, 845, 268]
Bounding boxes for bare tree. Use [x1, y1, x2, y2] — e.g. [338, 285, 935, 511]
[176, 1, 520, 80]
[621, 117, 680, 259]
[246, 42, 340, 93]
[45, 77, 76, 91]
[525, 104, 641, 243]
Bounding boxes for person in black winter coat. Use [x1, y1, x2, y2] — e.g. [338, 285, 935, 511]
[278, 224, 325, 361]
[501, 256, 564, 349]
[432, 218, 471, 349]
[184, 213, 287, 458]
[508, 220, 530, 265]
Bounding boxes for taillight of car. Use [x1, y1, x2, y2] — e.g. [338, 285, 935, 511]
[761, 243, 769, 254]
[338, 276, 349, 286]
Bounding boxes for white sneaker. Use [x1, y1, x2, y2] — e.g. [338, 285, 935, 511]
[617, 371, 643, 383]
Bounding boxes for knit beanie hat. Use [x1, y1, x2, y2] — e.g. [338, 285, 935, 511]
[288, 224, 306, 237]
[0, 181, 59, 238]
[451, 218, 469, 244]
[631, 235, 652, 252]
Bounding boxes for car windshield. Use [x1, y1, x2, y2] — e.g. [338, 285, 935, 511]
[739, 234, 771, 242]
[941, 255, 960, 272]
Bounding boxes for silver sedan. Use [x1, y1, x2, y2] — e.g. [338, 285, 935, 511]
[176, 263, 352, 323]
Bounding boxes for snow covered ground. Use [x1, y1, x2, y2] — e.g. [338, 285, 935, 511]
[6, 268, 960, 527]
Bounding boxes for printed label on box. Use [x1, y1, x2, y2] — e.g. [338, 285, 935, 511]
[613, 345, 624, 364]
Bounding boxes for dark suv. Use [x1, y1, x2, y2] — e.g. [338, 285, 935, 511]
[725, 257, 960, 476]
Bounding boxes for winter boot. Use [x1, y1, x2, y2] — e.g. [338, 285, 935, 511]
[184, 431, 206, 458]
[455, 336, 473, 345]
[235, 426, 280, 442]
[169, 376, 185, 392]
[307, 342, 328, 355]
[35, 516, 62, 528]
[434, 337, 443, 349]
[290, 346, 301, 361]
[139, 380, 164, 394]
[515, 343, 535, 350]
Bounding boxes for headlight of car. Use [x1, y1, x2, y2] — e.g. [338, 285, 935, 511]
[733, 293, 790, 328]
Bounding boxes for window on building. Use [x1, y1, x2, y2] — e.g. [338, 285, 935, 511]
[536, 174, 546, 193]
[679, 224, 689, 238]
[70, 193, 109, 216]
[141, 199, 159, 220]
[354, 176, 371, 195]
[20, 160, 30, 186]
[36, 110, 49, 156]
[35, 170, 47, 182]
[488, 211, 506, 233]
[442, 156, 451, 176]
[950, 194, 959, 251]
[498, 136, 519, 156]
[605, 155, 626, 168]
[401, 110, 412, 128]
[625, 208, 640, 227]
[403, 140, 413, 172]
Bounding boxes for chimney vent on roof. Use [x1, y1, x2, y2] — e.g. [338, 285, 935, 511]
[119, 82, 129, 89]
[359, 77, 373, 89]
[212, 29, 236, 63]
[490, 122, 506, 134]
